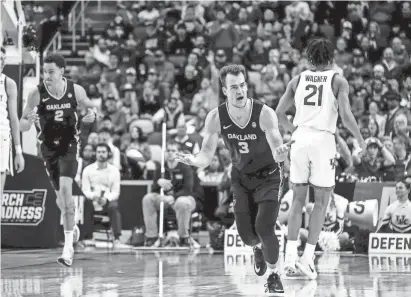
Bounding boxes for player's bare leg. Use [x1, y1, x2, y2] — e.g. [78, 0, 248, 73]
[296, 186, 332, 280]
[284, 183, 308, 275]
[57, 176, 77, 267]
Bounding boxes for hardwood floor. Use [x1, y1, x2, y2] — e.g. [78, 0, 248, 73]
[2, 249, 411, 296]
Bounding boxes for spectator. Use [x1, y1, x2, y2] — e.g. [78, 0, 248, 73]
[152, 96, 185, 130]
[385, 91, 411, 136]
[353, 137, 395, 181]
[392, 37, 410, 67]
[78, 52, 103, 88]
[96, 74, 119, 100]
[174, 123, 200, 155]
[98, 127, 121, 170]
[190, 76, 219, 114]
[167, 22, 194, 56]
[152, 49, 175, 87]
[75, 144, 95, 186]
[198, 153, 224, 183]
[175, 64, 202, 111]
[92, 38, 111, 67]
[393, 135, 411, 181]
[104, 97, 127, 135]
[142, 140, 197, 247]
[186, 107, 208, 137]
[81, 143, 124, 247]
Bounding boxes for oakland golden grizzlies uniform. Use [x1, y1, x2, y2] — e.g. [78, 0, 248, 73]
[37, 78, 80, 190]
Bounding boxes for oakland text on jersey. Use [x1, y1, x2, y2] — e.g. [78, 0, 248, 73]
[305, 75, 328, 83]
[227, 133, 257, 141]
[45, 103, 72, 111]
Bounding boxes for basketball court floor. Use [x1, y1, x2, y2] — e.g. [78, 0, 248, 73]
[1, 248, 410, 296]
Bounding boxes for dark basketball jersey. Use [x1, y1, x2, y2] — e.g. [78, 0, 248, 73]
[37, 78, 79, 144]
[218, 99, 276, 174]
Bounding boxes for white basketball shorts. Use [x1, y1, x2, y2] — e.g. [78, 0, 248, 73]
[0, 133, 11, 173]
[290, 127, 337, 188]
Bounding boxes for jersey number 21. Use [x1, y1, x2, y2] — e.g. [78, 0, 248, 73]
[304, 84, 323, 106]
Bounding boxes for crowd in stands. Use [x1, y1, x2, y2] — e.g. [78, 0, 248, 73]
[32, 1, 411, 189]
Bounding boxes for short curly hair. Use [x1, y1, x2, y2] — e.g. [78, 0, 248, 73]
[306, 38, 334, 67]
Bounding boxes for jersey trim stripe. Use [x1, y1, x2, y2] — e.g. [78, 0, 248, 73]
[226, 98, 254, 129]
[44, 77, 68, 100]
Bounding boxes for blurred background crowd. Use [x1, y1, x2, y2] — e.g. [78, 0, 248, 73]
[17, 1, 411, 243]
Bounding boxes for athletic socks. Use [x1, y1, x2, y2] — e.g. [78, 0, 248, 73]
[266, 262, 279, 275]
[303, 243, 316, 261]
[64, 230, 74, 248]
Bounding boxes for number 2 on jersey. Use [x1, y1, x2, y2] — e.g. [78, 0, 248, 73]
[238, 141, 249, 154]
[54, 110, 64, 121]
[304, 84, 323, 106]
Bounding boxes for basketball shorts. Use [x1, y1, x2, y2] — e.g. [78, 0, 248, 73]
[231, 163, 285, 213]
[40, 140, 79, 190]
[290, 127, 337, 188]
[0, 133, 12, 174]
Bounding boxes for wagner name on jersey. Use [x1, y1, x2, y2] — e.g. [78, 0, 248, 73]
[37, 78, 79, 144]
[382, 200, 411, 233]
[218, 99, 276, 175]
[0, 74, 10, 134]
[293, 70, 339, 134]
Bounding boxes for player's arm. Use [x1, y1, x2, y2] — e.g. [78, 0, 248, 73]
[6, 77, 21, 148]
[103, 166, 121, 201]
[377, 205, 392, 232]
[81, 166, 99, 200]
[336, 76, 366, 151]
[176, 108, 219, 168]
[73, 84, 97, 122]
[260, 105, 291, 162]
[276, 75, 299, 133]
[19, 88, 40, 132]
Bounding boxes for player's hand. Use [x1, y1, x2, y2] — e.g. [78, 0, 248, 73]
[158, 178, 173, 191]
[82, 108, 96, 123]
[176, 152, 195, 166]
[27, 107, 39, 123]
[274, 140, 295, 162]
[14, 153, 25, 173]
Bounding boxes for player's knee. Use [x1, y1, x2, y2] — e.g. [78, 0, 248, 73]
[237, 229, 259, 246]
[174, 197, 192, 212]
[142, 193, 158, 205]
[255, 218, 275, 238]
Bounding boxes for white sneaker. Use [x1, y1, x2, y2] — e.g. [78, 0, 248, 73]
[73, 225, 80, 243]
[296, 256, 317, 280]
[57, 246, 74, 267]
[284, 253, 297, 276]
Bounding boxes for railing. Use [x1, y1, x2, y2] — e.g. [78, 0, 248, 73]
[43, 0, 92, 59]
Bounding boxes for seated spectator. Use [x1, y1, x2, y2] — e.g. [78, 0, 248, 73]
[377, 180, 411, 233]
[142, 140, 197, 247]
[190, 77, 219, 114]
[78, 52, 103, 88]
[96, 74, 120, 101]
[187, 107, 207, 136]
[353, 137, 395, 182]
[98, 127, 121, 169]
[81, 143, 124, 247]
[104, 97, 127, 135]
[393, 135, 411, 181]
[87, 132, 99, 147]
[92, 38, 110, 67]
[75, 144, 96, 186]
[198, 154, 224, 183]
[173, 123, 200, 154]
[152, 48, 175, 87]
[152, 96, 185, 130]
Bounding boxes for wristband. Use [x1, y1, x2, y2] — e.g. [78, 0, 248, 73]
[15, 145, 22, 154]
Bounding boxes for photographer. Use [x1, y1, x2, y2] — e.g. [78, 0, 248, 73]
[81, 143, 123, 247]
[142, 139, 197, 247]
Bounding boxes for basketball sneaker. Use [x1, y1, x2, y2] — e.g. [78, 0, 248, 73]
[284, 253, 297, 277]
[73, 225, 80, 243]
[264, 272, 284, 295]
[296, 256, 317, 280]
[57, 246, 74, 267]
[253, 246, 267, 276]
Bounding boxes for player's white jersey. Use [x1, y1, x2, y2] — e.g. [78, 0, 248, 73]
[0, 74, 10, 134]
[383, 200, 411, 233]
[293, 69, 338, 134]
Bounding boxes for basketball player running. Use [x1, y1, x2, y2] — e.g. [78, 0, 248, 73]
[0, 47, 25, 193]
[19, 54, 96, 267]
[276, 38, 366, 279]
[176, 65, 291, 295]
